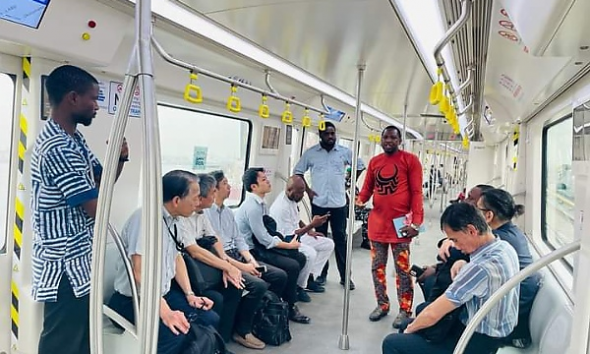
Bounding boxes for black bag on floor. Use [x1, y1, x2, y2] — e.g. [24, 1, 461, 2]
[252, 290, 292, 346]
[184, 322, 226, 354]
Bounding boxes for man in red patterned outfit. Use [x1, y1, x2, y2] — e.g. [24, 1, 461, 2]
[356, 125, 424, 328]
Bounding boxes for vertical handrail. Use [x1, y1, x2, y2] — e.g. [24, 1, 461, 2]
[107, 223, 140, 323]
[136, 0, 163, 353]
[339, 64, 365, 350]
[453, 240, 581, 354]
[89, 63, 138, 354]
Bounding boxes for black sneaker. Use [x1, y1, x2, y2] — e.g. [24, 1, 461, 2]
[315, 275, 327, 286]
[306, 280, 325, 293]
[340, 280, 356, 290]
[297, 287, 311, 302]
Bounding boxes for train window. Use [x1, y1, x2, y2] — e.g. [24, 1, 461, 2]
[0, 73, 15, 252]
[542, 116, 574, 265]
[158, 104, 252, 207]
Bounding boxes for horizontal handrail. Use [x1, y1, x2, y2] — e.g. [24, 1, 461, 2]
[107, 223, 140, 324]
[151, 37, 330, 116]
[453, 240, 581, 354]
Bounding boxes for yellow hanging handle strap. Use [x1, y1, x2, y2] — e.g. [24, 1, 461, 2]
[302, 108, 312, 127]
[281, 102, 293, 124]
[184, 73, 203, 104]
[226, 85, 241, 113]
[258, 95, 270, 118]
[429, 67, 444, 105]
[318, 114, 326, 131]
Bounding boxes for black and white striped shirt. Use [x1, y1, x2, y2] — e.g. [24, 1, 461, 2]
[30, 119, 102, 302]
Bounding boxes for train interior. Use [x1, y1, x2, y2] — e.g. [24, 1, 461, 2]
[1, 0, 590, 353]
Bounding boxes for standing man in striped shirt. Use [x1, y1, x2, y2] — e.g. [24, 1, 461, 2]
[31, 65, 129, 354]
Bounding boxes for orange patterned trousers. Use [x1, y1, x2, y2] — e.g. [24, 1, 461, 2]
[370, 241, 414, 314]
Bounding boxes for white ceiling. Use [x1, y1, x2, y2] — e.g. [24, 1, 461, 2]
[173, 0, 451, 136]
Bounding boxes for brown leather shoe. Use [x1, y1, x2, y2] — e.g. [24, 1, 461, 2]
[233, 333, 265, 350]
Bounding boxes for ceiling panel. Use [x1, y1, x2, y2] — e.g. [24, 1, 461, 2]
[175, 0, 448, 134]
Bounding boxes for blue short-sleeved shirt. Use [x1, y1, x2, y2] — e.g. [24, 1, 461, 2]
[293, 144, 365, 208]
[445, 239, 520, 338]
[30, 119, 103, 301]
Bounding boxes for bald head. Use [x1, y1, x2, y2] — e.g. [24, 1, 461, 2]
[286, 175, 306, 202]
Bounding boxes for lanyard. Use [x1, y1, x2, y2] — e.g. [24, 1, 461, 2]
[163, 217, 184, 251]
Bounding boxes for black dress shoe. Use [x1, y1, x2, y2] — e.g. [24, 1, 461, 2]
[289, 305, 311, 324]
[315, 275, 327, 286]
[306, 280, 325, 293]
[369, 306, 389, 322]
[297, 287, 311, 302]
[340, 280, 356, 290]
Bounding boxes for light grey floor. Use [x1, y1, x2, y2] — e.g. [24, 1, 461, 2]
[228, 204, 446, 354]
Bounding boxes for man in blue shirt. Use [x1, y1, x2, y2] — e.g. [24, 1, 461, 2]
[382, 203, 519, 354]
[234, 168, 311, 324]
[206, 170, 288, 349]
[31, 65, 129, 354]
[294, 122, 365, 289]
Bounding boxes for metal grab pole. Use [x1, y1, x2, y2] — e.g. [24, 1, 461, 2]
[339, 64, 365, 350]
[137, 0, 163, 353]
[402, 103, 408, 149]
[453, 240, 581, 354]
[440, 143, 448, 212]
[89, 72, 138, 354]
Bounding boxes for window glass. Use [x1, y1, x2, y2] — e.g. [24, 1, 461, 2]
[158, 105, 251, 207]
[542, 116, 574, 265]
[0, 74, 15, 251]
[338, 138, 353, 150]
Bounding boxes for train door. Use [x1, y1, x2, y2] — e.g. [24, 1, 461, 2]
[0, 53, 22, 354]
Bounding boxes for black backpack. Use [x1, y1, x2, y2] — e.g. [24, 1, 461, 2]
[252, 291, 292, 346]
[183, 322, 226, 354]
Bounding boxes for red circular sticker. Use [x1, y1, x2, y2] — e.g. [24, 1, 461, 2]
[499, 30, 519, 42]
[499, 20, 515, 31]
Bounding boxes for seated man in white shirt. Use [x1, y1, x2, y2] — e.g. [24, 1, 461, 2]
[179, 174, 245, 344]
[269, 175, 334, 297]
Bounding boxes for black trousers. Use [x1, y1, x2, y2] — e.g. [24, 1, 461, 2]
[109, 287, 219, 354]
[201, 284, 242, 342]
[235, 273, 269, 336]
[38, 276, 90, 354]
[382, 322, 504, 354]
[252, 248, 306, 306]
[312, 204, 348, 281]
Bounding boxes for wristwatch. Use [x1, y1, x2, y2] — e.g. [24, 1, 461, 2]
[410, 224, 420, 232]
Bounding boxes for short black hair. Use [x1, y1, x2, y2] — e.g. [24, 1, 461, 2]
[480, 188, 525, 221]
[45, 65, 98, 107]
[196, 173, 216, 198]
[440, 203, 488, 235]
[382, 125, 402, 138]
[210, 170, 225, 189]
[162, 170, 198, 203]
[475, 184, 494, 193]
[319, 121, 336, 133]
[242, 167, 264, 192]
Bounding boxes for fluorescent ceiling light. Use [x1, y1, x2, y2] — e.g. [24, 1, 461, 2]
[126, 0, 423, 139]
